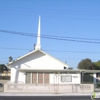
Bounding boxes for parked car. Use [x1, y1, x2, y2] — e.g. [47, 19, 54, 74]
[0, 83, 3, 87]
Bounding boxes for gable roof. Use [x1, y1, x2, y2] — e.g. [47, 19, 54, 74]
[7, 49, 69, 68]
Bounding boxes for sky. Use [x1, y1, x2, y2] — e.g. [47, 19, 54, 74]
[0, 0, 100, 69]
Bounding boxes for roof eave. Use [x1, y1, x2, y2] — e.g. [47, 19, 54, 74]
[19, 69, 100, 73]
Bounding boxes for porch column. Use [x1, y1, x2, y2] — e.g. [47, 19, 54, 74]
[93, 73, 96, 88]
[24, 72, 26, 83]
[31, 73, 32, 84]
[37, 73, 38, 84]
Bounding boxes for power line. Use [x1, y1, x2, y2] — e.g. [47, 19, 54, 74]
[0, 57, 99, 61]
[44, 35, 100, 41]
[0, 47, 100, 54]
[0, 57, 18, 60]
[1, 29, 100, 44]
[1, 29, 100, 41]
[0, 47, 30, 51]
[0, 61, 8, 63]
[58, 58, 99, 60]
[0, 9, 100, 21]
[0, 57, 17, 58]
[44, 50, 100, 54]
[0, 11, 100, 21]
[0, 6, 100, 14]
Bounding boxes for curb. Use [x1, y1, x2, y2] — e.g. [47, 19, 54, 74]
[0, 93, 91, 96]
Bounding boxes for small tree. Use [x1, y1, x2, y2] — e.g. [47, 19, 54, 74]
[77, 58, 93, 70]
[0, 64, 8, 72]
[93, 60, 100, 70]
[0, 64, 3, 72]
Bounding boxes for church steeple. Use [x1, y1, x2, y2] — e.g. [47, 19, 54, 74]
[35, 15, 41, 50]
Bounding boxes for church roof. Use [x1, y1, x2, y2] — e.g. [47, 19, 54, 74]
[7, 49, 69, 68]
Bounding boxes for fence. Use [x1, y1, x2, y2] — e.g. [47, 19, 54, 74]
[0, 83, 4, 92]
[0, 76, 10, 80]
[0, 80, 10, 92]
[4, 83, 94, 93]
[94, 82, 100, 92]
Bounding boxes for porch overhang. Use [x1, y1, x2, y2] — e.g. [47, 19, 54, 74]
[19, 69, 100, 73]
[19, 69, 80, 73]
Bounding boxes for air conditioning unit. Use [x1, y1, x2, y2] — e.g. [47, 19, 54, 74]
[68, 67, 73, 70]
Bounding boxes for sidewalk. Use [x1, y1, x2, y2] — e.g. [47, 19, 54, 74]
[0, 92, 92, 96]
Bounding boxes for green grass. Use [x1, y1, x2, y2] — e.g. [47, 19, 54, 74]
[92, 92, 96, 99]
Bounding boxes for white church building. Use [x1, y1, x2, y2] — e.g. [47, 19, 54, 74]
[7, 16, 80, 84]
[5, 16, 99, 93]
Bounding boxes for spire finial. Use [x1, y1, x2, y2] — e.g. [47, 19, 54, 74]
[35, 15, 41, 50]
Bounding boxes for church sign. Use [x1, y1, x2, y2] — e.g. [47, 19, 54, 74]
[61, 75, 72, 82]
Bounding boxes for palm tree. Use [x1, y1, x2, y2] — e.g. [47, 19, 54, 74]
[9, 56, 13, 62]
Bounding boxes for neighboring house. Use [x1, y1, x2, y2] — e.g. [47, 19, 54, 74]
[1, 70, 10, 76]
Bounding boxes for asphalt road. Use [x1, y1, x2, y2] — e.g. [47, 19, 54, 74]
[0, 96, 93, 100]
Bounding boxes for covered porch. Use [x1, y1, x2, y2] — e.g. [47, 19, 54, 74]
[3, 69, 100, 93]
[17, 69, 100, 85]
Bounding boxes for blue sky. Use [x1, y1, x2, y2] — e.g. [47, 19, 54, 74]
[0, 0, 100, 69]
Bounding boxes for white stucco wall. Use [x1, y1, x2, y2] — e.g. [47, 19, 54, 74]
[10, 71, 80, 84]
[11, 68, 25, 83]
[50, 73, 81, 84]
[19, 51, 68, 70]
[10, 51, 69, 83]
[18, 72, 25, 83]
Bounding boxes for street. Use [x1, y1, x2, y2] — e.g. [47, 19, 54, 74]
[0, 96, 92, 100]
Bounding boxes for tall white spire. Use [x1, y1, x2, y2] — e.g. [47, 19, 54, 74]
[35, 15, 41, 50]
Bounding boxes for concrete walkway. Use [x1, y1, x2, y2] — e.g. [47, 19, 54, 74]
[0, 92, 92, 96]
